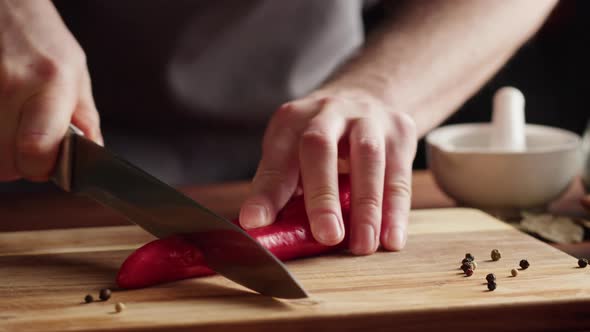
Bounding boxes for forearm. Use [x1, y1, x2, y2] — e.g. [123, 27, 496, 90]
[319, 0, 558, 137]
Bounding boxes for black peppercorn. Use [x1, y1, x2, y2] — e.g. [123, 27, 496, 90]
[465, 268, 474, 277]
[462, 258, 472, 265]
[487, 281, 497, 291]
[491, 249, 502, 261]
[519, 259, 530, 270]
[578, 258, 588, 268]
[99, 288, 112, 301]
[461, 262, 474, 272]
[485, 273, 496, 283]
[84, 294, 94, 303]
[465, 253, 475, 261]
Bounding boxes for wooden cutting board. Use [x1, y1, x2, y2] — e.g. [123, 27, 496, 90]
[1, 208, 589, 332]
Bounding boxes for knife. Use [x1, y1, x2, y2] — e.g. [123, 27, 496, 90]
[51, 125, 308, 299]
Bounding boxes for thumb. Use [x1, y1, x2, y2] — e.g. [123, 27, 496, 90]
[71, 79, 103, 146]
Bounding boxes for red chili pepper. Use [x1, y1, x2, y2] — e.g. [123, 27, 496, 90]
[117, 175, 352, 289]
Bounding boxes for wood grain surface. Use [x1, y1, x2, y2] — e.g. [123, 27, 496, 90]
[1, 208, 589, 332]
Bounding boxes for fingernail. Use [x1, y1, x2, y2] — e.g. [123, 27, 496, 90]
[387, 227, 407, 251]
[314, 214, 343, 245]
[352, 224, 376, 255]
[240, 204, 268, 229]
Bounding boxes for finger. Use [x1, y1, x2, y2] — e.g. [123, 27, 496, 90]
[240, 100, 318, 229]
[15, 81, 76, 181]
[299, 98, 348, 246]
[349, 118, 385, 255]
[381, 114, 417, 251]
[71, 76, 103, 145]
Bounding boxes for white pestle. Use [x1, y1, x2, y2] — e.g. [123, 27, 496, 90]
[490, 86, 526, 151]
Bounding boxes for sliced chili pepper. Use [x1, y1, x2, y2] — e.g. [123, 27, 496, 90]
[117, 175, 352, 289]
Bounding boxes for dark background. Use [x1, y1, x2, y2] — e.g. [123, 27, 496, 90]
[58, 0, 589, 171]
[2, 1, 588, 193]
[404, 0, 589, 168]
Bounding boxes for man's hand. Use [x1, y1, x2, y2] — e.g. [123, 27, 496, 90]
[238, 0, 556, 255]
[0, 0, 102, 182]
[240, 90, 417, 255]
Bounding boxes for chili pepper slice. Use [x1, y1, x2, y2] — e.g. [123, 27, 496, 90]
[117, 175, 352, 289]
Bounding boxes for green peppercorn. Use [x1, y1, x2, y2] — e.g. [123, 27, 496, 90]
[519, 259, 530, 270]
[487, 281, 497, 291]
[471, 261, 478, 270]
[84, 294, 94, 303]
[465, 253, 475, 261]
[491, 249, 502, 261]
[578, 258, 588, 268]
[485, 273, 496, 283]
[465, 268, 474, 277]
[99, 288, 112, 301]
[511, 268, 518, 277]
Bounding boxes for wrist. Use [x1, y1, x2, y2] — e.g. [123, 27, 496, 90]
[310, 76, 403, 114]
[315, 67, 403, 109]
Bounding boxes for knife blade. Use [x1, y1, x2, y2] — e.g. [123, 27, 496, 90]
[51, 126, 308, 299]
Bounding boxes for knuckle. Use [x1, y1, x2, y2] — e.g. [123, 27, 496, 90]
[33, 50, 85, 83]
[17, 133, 53, 157]
[354, 194, 382, 211]
[392, 112, 417, 138]
[262, 126, 296, 155]
[317, 95, 348, 110]
[355, 99, 373, 111]
[318, 96, 338, 106]
[300, 130, 334, 152]
[273, 102, 297, 123]
[384, 179, 412, 199]
[33, 57, 63, 82]
[308, 186, 339, 206]
[31, 56, 77, 84]
[255, 168, 286, 186]
[355, 137, 382, 160]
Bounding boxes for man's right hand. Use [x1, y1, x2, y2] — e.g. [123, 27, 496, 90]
[0, 0, 102, 182]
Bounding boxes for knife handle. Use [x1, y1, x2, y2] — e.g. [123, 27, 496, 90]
[51, 124, 84, 192]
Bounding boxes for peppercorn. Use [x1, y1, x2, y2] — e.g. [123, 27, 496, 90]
[491, 249, 502, 261]
[487, 281, 497, 291]
[511, 268, 518, 277]
[465, 253, 475, 261]
[485, 273, 496, 283]
[462, 258, 472, 265]
[578, 258, 588, 268]
[115, 302, 126, 313]
[471, 261, 478, 270]
[99, 288, 112, 301]
[519, 259, 530, 270]
[461, 263, 472, 272]
[465, 268, 474, 277]
[84, 295, 94, 303]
